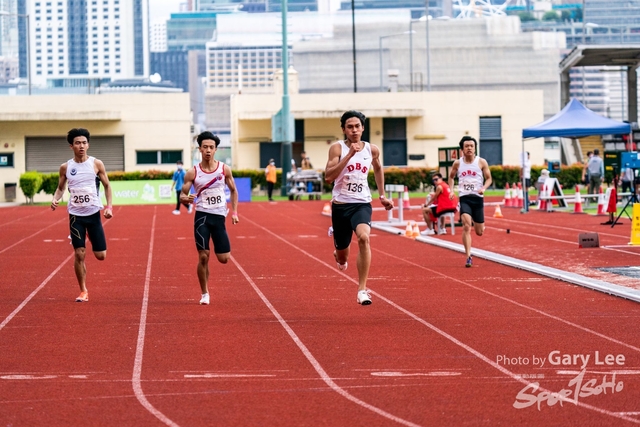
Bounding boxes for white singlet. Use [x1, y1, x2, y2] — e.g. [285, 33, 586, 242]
[193, 161, 228, 216]
[331, 140, 372, 203]
[457, 156, 484, 198]
[66, 156, 103, 216]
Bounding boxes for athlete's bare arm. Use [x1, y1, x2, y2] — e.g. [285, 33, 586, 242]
[371, 145, 393, 211]
[180, 167, 197, 206]
[224, 164, 239, 224]
[448, 159, 460, 200]
[95, 159, 113, 219]
[51, 163, 68, 211]
[324, 142, 358, 183]
[478, 157, 493, 195]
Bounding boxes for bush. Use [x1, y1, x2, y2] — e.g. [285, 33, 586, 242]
[39, 172, 60, 195]
[19, 171, 43, 204]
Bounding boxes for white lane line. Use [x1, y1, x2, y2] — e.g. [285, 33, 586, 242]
[373, 222, 640, 303]
[184, 373, 277, 379]
[0, 252, 72, 332]
[131, 209, 179, 427]
[230, 255, 421, 427]
[0, 217, 67, 255]
[241, 215, 640, 424]
[0, 209, 47, 228]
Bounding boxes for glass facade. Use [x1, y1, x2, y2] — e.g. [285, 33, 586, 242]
[67, 0, 88, 74]
[166, 12, 216, 51]
[150, 50, 188, 92]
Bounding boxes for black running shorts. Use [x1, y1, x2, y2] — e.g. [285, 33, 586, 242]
[69, 211, 107, 251]
[331, 202, 372, 251]
[194, 211, 231, 253]
[459, 195, 485, 224]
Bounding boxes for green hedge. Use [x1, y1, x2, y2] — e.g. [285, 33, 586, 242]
[20, 164, 589, 201]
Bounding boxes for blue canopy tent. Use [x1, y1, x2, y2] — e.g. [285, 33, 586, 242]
[523, 98, 631, 138]
[519, 98, 631, 212]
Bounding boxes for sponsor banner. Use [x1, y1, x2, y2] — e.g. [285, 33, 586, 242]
[98, 178, 251, 205]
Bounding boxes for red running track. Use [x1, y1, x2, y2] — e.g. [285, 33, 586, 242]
[0, 201, 639, 426]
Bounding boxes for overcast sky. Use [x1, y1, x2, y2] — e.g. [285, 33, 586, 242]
[149, 0, 182, 22]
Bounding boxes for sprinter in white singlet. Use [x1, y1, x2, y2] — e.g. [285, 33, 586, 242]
[448, 136, 493, 268]
[325, 110, 394, 305]
[181, 131, 239, 306]
[51, 128, 113, 302]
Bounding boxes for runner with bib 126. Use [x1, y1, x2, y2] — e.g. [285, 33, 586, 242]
[448, 136, 492, 268]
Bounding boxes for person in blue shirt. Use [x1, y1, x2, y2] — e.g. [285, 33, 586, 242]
[171, 160, 192, 214]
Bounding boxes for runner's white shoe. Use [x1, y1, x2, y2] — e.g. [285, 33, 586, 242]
[357, 290, 372, 305]
[199, 293, 210, 305]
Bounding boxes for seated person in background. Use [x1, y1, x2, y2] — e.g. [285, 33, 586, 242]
[300, 151, 313, 170]
[421, 173, 458, 235]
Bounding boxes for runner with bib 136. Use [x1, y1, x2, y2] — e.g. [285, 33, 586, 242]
[448, 135, 492, 268]
[325, 110, 393, 306]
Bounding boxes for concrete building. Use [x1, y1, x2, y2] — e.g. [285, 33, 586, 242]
[150, 19, 167, 53]
[229, 88, 546, 172]
[0, 92, 191, 202]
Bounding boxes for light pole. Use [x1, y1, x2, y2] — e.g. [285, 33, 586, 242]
[0, 10, 30, 95]
[378, 31, 413, 92]
[425, 0, 431, 91]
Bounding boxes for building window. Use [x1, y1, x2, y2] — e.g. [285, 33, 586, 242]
[136, 151, 183, 165]
[0, 153, 14, 167]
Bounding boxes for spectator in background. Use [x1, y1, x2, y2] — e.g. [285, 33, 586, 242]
[265, 158, 277, 202]
[584, 149, 604, 207]
[301, 151, 313, 170]
[621, 166, 636, 202]
[421, 173, 458, 235]
[171, 160, 192, 215]
[582, 150, 593, 187]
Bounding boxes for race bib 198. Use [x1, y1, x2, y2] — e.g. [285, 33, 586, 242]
[200, 186, 225, 207]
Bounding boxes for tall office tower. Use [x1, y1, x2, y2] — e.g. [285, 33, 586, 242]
[25, 0, 148, 88]
[150, 19, 166, 52]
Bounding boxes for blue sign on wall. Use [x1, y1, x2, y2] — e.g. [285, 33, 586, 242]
[225, 177, 251, 202]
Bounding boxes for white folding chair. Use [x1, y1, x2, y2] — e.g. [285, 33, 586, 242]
[437, 212, 456, 235]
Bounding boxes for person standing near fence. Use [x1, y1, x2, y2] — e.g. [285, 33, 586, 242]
[448, 136, 492, 268]
[325, 110, 393, 305]
[584, 149, 604, 207]
[51, 128, 113, 302]
[180, 131, 239, 305]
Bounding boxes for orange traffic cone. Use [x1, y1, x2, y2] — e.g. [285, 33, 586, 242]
[538, 185, 547, 211]
[403, 186, 410, 209]
[504, 183, 512, 207]
[412, 223, 420, 238]
[405, 222, 413, 237]
[516, 182, 524, 208]
[322, 203, 331, 215]
[596, 187, 607, 216]
[573, 186, 585, 214]
[493, 205, 504, 218]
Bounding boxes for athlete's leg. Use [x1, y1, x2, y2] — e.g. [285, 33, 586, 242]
[461, 213, 473, 258]
[197, 249, 210, 294]
[354, 223, 371, 291]
[473, 222, 485, 237]
[215, 252, 229, 264]
[74, 247, 87, 292]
